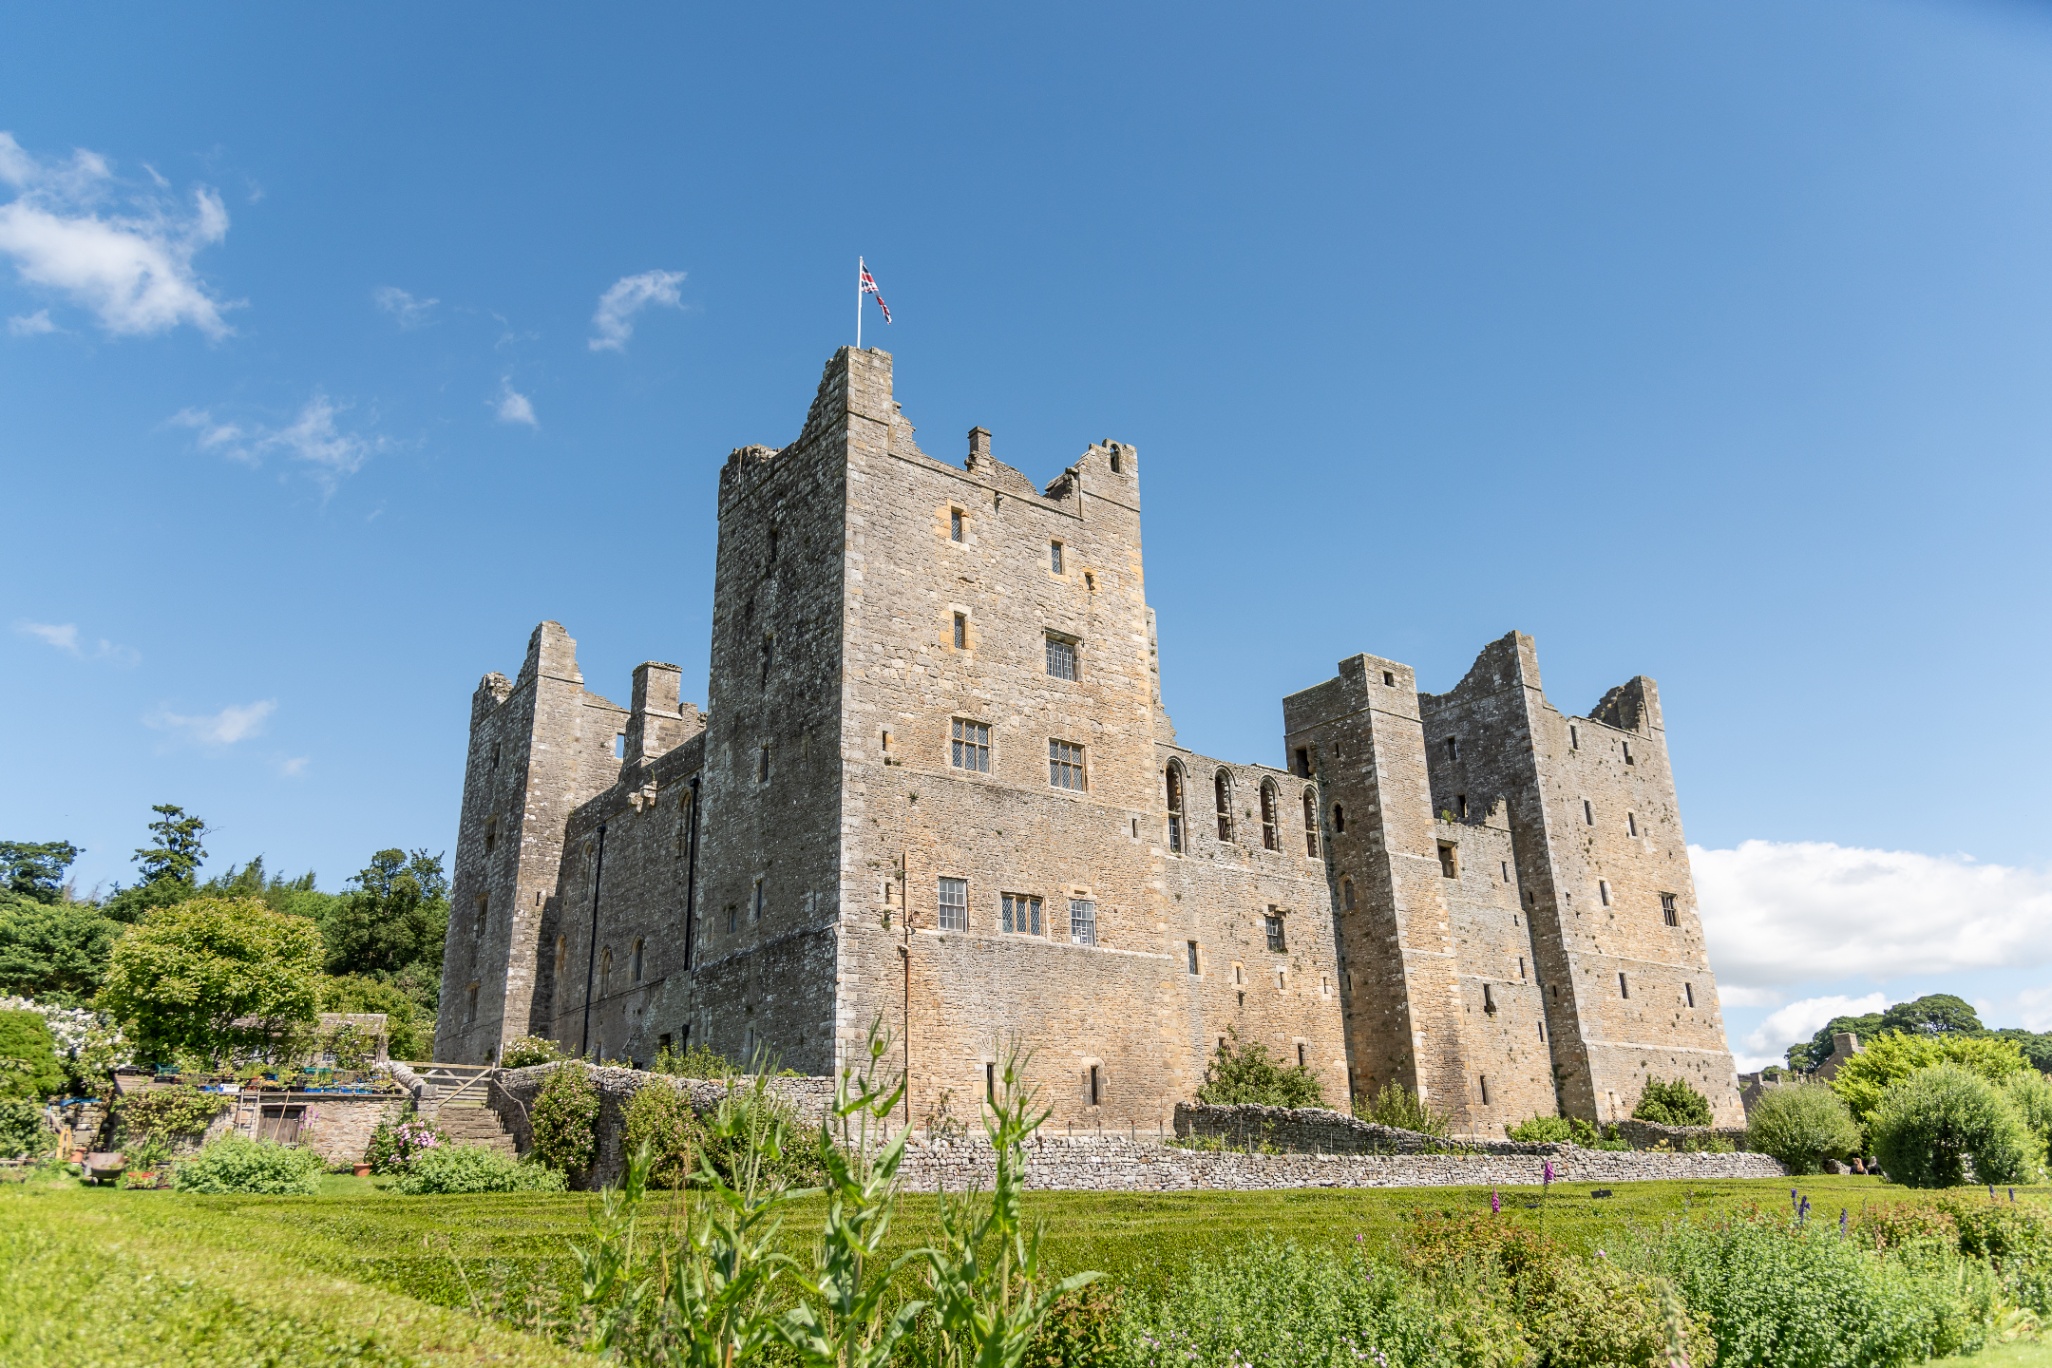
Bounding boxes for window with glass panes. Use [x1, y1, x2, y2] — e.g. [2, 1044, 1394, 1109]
[951, 719, 991, 772]
[938, 877, 968, 931]
[1068, 897, 1097, 945]
[1265, 912, 1287, 953]
[1045, 634, 1078, 681]
[1048, 739, 1086, 790]
[1002, 893, 1042, 935]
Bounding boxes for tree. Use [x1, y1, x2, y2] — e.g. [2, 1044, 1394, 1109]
[1787, 1010, 1886, 1071]
[100, 897, 323, 1066]
[0, 840, 81, 903]
[1869, 1064, 2036, 1187]
[1990, 1028, 2052, 1075]
[133, 804, 208, 887]
[1631, 1077, 1713, 1127]
[1829, 1030, 2029, 1133]
[1743, 1083, 1861, 1174]
[0, 1009, 65, 1099]
[1879, 993, 1982, 1038]
[322, 848, 448, 979]
[322, 973, 431, 1061]
[1196, 1028, 1326, 1109]
[0, 898, 122, 1002]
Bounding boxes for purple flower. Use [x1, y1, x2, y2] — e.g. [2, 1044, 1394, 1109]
[1491, 1188, 1501, 1215]
[1542, 1160, 1554, 1186]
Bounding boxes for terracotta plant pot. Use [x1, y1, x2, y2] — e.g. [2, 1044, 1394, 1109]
[352, 1163, 371, 1177]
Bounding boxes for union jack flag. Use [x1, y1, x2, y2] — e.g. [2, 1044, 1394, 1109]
[859, 258, 891, 324]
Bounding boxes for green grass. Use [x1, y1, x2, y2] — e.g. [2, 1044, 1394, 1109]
[1, 1170, 2045, 1365]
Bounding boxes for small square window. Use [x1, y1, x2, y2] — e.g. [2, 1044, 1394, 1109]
[949, 508, 964, 542]
[1382, 670, 1395, 686]
[1050, 541, 1064, 573]
[1264, 912, 1287, 953]
[1068, 897, 1096, 945]
[951, 719, 991, 773]
[1049, 739, 1086, 791]
[1002, 892, 1042, 935]
[938, 877, 968, 932]
[1045, 635, 1078, 681]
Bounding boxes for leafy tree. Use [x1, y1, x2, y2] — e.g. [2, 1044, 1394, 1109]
[0, 1008, 65, 1099]
[2001, 1069, 2052, 1166]
[1744, 1083, 1861, 1174]
[1991, 1028, 2052, 1075]
[133, 804, 208, 886]
[321, 973, 431, 1061]
[322, 848, 448, 980]
[99, 897, 324, 1066]
[1829, 1030, 2029, 1133]
[202, 856, 337, 923]
[1870, 1064, 2037, 1187]
[0, 898, 122, 1001]
[1880, 993, 1983, 1038]
[1631, 1077, 1714, 1127]
[1196, 1028, 1326, 1108]
[0, 840, 81, 903]
[1787, 1010, 1886, 1071]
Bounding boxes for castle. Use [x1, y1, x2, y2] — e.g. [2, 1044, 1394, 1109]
[435, 347, 1744, 1134]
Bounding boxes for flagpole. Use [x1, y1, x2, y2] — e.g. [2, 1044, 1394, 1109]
[856, 257, 862, 350]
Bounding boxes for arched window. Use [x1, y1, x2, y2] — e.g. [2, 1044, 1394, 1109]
[599, 946, 613, 997]
[632, 938, 645, 983]
[1260, 780, 1279, 851]
[1165, 762, 1185, 855]
[1214, 769, 1234, 841]
[1302, 788, 1319, 856]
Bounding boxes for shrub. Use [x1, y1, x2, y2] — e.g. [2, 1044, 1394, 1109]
[499, 1034, 565, 1069]
[0, 1008, 63, 1099]
[1505, 1114, 1628, 1150]
[530, 1061, 600, 1174]
[1942, 1195, 2052, 1316]
[1660, 1211, 1998, 1366]
[1195, 1029, 1325, 1109]
[1632, 1076, 1713, 1127]
[621, 1079, 707, 1189]
[1354, 1080, 1451, 1137]
[1025, 1282, 1122, 1368]
[1745, 1082, 1861, 1174]
[392, 1141, 567, 1194]
[1830, 1031, 2030, 1131]
[698, 1077, 825, 1190]
[0, 1096, 53, 1158]
[174, 1135, 325, 1194]
[1120, 1238, 1445, 1368]
[364, 1117, 445, 1173]
[1999, 1068, 2052, 1166]
[115, 1083, 228, 1144]
[647, 1040, 737, 1079]
[1871, 1064, 2038, 1187]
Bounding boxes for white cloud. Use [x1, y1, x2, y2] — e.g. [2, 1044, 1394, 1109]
[8, 308, 54, 335]
[1715, 985, 1785, 1009]
[171, 393, 386, 490]
[278, 756, 310, 778]
[494, 377, 537, 427]
[146, 699, 276, 746]
[373, 285, 437, 329]
[1734, 992, 1887, 1072]
[589, 269, 685, 352]
[1693, 839, 2052, 990]
[0, 131, 235, 338]
[2017, 986, 2052, 1033]
[14, 619, 138, 665]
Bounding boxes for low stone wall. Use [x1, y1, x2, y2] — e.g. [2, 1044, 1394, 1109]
[898, 1133, 1784, 1192]
[490, 1062, 834, 1189]
[1174, 1102, 1559, 1156]
[1610, 1118, 1750, 1151]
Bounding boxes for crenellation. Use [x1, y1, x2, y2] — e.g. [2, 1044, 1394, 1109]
[440, 350, 1742, 1139]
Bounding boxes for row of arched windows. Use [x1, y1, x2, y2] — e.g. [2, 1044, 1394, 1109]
[1166, 761, 1318, 857]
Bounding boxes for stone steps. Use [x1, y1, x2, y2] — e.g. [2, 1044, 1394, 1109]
[431, 1101, 517, 1157]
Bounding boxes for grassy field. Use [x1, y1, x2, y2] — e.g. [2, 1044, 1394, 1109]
[2, 1170, 2047, 1366]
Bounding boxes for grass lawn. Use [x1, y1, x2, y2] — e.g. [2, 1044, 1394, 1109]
[2, 1169, 2046, 1365]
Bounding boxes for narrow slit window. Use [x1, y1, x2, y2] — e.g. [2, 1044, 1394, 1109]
[1342, 878, 1356, 910]
[1297, 1042, 1307, 1068]
[1186, 940, 1200, 974]
[1260, 780, 1279, 850]
[1045, 634, 1079, 681]
[1479, 1075, 1490, 1106]
[949, 508, 964, 542]
[1068, 897, 1097, 945]
[1049, 739, 1087, 791]
[1438, 843, 1457, 878]
[1302, 787, 1319, 856]
[1599, 880, 1611, 906]
[1501, 860, 1511, 882]
[1570, 725, 1579, 750]
[1215, 769, 1235, 840]
[1618, 972, 1630, 999]
[1456, 794, 1468, 820]
[1538, 1019, 1547, 1042]
[614, 732, 627, 759]
[1332, 803, 1345, 833]
[632, 938, 645, 983]
[950, 719, 992, 773]
[1088, 1064, 1101, 1105]
[1623, 741, 1634, 765]
[986, 1061, 996, 1104]
[1684, 982, 1696, 1008]
[938, 877, 968, 932]
[1483, 983, 1496, 1013]
[1049, 541, 1064, 573]
[759, 744, 771, 782]
[1165, 764, 1185, 855]
[752, 878, 765, 922]
[1627, 812, 1638, 837]
[1294, 746, 1312, 777]
[1583, 799, 1594, 826]
[953, 612, 968, 650]
[1661, 892, 1679, 927]
[1446, 737, 1458, 761]
[1518, 956, 1526, 979]
[760, 633, 774, 685]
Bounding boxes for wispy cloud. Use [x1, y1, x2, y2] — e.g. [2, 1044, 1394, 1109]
[0, 131, 235, 338]
[1694, 839, 2052, 990]
[8, 308, 54, 336]
[494, 376, 537, 427]
[14, 619, 139, 666]
[373, 285, 437, 329]
[171, 392, 388, 491]
[1734, 992, 1888, 1073]
[278, 755, 310, 778]
[589, 269, 685, 352]
[146, 699, 276, 746]
[2020, 986, 2052, 1033]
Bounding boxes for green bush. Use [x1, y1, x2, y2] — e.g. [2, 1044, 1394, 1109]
[1871, 1064, 2038, 1187]
[529, 1061, 599, 1174]
[391, 1141, 567, 1194]
[647, 1040, 736, 1079]
[1195, 1029, 1325, 1109]
[1745, 1082, 1861, 1174]
[0, 1008, 63, 1099]
[1120, 1238, 1445, 1368]
[173, 1135, 325, 1194]
[1505, 1114, 1628, 1150]
[1631, 1076, 1713, 1127]
[1942, 1194, 2052, 1316]
[621, 1079, 707, 1189]
[363, 1117, 445, 1174]
[1660, 1211, 1998, 1366]
[0, 1096, 53, 1158]
[1024, 1282, 1122, 1368]
[2000, 1068, 2052, 1166]
[698, 1077, 825, 1190]
[1354, 1080, 1451, 1137]
[115, 1083, 228, 1144]
[1830, 1031, 2031, 1132]
[499, 1034, 565, 1068]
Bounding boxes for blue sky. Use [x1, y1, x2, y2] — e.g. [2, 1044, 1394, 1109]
[5, 2, 2051, 1069]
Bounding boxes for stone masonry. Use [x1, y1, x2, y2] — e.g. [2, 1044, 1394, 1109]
[437, 347, 1743, 1139]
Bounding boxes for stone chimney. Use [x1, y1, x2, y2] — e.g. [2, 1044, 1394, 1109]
[967, 426, 991, 469]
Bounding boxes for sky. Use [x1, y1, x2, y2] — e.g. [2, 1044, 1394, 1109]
[4, 2, 2051, 1072]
